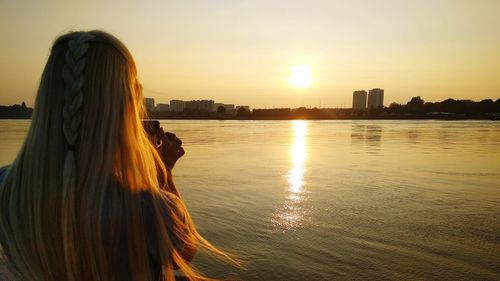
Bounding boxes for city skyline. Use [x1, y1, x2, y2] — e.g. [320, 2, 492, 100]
[1, 1, 500, 108]
[1, 95, 498, 120]
[143, 98, 250, 113]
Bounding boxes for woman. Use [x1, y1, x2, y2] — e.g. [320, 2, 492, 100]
[0, 30, 235, 281]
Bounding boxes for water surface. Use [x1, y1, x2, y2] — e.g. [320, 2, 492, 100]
[1, 120, 499, 280]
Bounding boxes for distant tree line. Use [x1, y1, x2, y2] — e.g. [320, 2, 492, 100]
[0, 102, 33, 118]
[385, 97, 500, 115]
[252, 98, 500, 119]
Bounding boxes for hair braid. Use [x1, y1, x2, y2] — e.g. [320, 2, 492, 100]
[60, 32, 94, 280]
[61, 33, 94, 147]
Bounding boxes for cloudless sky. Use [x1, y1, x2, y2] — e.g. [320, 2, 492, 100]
[1, 0, 499, 108]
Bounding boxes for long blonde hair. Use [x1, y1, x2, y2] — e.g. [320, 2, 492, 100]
[0, 30, 235, 281]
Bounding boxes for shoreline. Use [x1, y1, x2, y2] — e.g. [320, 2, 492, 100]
[2, 116, 499, 121]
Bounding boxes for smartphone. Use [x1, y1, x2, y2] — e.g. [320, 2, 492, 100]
[142, 120, 162, 147]
[142, 120, 160, 135]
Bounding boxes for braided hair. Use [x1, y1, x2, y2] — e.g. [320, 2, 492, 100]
[61, 32, 94, 188]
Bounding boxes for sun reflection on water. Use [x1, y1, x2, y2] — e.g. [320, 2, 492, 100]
[272, 120, 308, 231]
[289, 121, 307, 193]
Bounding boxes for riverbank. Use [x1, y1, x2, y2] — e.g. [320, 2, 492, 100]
[148, 114, 500, 121]
[1, 115, 499, 121]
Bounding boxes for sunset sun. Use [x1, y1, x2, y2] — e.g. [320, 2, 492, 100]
[289, 65, 313, 89]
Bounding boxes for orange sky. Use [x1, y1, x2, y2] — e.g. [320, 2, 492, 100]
[1, 0, 499, 108]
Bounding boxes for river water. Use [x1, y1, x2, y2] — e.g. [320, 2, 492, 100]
[1, 120, 499, 280]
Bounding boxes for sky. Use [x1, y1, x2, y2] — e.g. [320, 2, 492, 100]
[1, 0, 500, 108]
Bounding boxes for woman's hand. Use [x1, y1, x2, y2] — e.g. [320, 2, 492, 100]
[158, 129, 185, 171]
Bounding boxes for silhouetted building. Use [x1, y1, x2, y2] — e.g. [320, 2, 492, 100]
[223, 104, 235, 112]
[368, 88, 384, 109]
[144, 98, 155, 112]
[352, 90, 367, 109]
[185, 100, 214, 112]
[170, 100, 186, 112]
[155, 103, 170, 112]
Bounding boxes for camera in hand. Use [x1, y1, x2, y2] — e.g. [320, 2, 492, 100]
[142, 120, 182, 149]
[142, 120, 162, 147]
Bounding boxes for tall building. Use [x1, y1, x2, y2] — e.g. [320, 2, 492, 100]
[144, 98, 155, 112]
[368, 88, 384, 109]
[352, 90, 367, 109]
[169, 100, 186, 112]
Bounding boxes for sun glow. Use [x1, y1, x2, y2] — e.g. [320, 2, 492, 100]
[289, 65, 313, 89]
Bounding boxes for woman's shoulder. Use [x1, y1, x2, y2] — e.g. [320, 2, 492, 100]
[139, 188, 192, 264]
